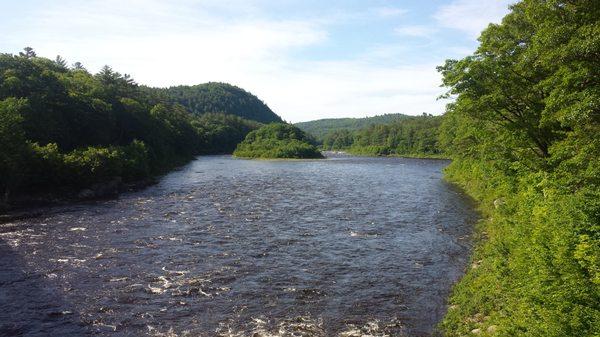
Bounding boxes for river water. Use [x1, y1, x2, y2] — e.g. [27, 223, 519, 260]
[0, 155, 477, 337]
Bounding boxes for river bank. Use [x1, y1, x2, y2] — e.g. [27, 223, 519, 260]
[322, 150, 449, 160]
[0, 175, 160, 219]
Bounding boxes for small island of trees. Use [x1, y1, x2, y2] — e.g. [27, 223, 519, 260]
[233, 123, 323, 159]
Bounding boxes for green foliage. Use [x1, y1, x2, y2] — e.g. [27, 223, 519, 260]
[438, 1, 600, 336]
[295, 113, 411, 141]
[149, 82, 283, 123]
[322, 129, 354, 150]
[26, 140, 150, 190]
[234, 123, 323, 159]
[349, 114, 442, 156]
[320, 114, 444, 158]
[0, 50, 261, 203]
[63, 144, 138, 185]
[193, 113, 261, 154]
[0, 97, 29, 201]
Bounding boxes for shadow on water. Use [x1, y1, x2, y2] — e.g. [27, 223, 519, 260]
[0, 155, 479, 336]
[0, 239, 88, 336]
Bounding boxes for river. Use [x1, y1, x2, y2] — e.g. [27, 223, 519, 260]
[0, 154, 477, 337]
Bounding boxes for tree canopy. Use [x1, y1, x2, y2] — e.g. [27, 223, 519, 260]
[0, 50, 261, 205]
[437, 1, 600, 336]
[149, 82, 283, 123]
[295, 113, 412, 141]
[233, 123, 323, 159]
[321, 114, 443, 157]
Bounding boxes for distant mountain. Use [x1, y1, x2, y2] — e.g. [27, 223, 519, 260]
[295, 113, 412, 140]
[151, 82, 283, 123]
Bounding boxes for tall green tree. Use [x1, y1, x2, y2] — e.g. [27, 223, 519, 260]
[54, 55, 67, 69]
[0, 98, 29, 203]
[438, 1, 600, 336]
[0, 51, 262, 205]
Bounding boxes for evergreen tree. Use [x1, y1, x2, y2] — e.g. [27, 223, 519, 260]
[55, 55, 67, 68]
[19, 47, 36, 58]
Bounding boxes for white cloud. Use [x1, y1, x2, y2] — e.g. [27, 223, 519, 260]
[9, 1, 327, 83]
[394, 25, 437, 38]
[434, 0, 514, 38]
[2, 1, 455, 122]
[244, 60, 446, 122]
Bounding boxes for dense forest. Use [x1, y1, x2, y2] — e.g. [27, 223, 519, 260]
[321, 114, 443, 157]
[295, 113, 411, 140]
[233, 123, 323, 159]
[437, 1, 600, 336]
[0, 50, 261, 207]
[150, 83, 283, 124]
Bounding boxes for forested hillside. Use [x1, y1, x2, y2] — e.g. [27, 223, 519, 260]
[295, 113, 410, 140]
[437, 1, 600, 336]
[234, 123, 322, 159]
[150, 82, 283, 124]
[0, 50, 260, 207]
[322, 114, 443, 157]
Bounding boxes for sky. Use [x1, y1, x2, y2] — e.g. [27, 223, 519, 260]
[0, 0, 514, 122]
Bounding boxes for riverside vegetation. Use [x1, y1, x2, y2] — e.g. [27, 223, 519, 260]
[0, 0, 598, 334]
[436, 1, 599, 336]
[312, 113, 443, 158]
[0, 50, 272, 207]
[233, 123, 323, 159]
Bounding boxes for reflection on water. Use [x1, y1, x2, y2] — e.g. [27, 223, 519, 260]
[0, 155, 477, 336]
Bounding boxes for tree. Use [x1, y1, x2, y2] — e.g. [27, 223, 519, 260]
[0, 98, 29, 203]
[437, 1, 600, 336]
[233, 123, 322, 159]
[19, 47, 36, 58]
[0, 50, 263, 205]
[151, 82, 283, 123]
[72, 61, 85, 70]
[55, 55, 67, 68]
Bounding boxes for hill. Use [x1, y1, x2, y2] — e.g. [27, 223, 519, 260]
[233, 123, 322, 159]
[0, 51, 259, 207]
[294, 113, 411, 140]
[150, 82, 282, 123]
[322, 114, 444, 157]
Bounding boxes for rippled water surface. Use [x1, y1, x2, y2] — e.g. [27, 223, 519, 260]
[0, 155, 477, 337]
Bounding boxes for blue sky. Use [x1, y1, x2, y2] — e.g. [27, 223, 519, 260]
[0, 0, 514, 122]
